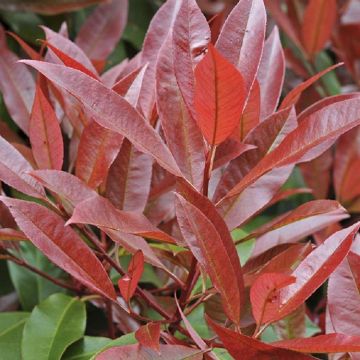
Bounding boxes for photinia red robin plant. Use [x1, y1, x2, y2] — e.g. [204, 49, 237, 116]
[1, 0, 360, 359]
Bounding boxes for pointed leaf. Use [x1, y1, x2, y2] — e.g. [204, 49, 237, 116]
[22, 294, 86, 360]
[135, 322, 160, 352]
[21, 60, 182, 177]
[258, 27, 285, 120]
[29, 82, 63, 170]
[76, 0, 128, 63]
[97, 344, 203, 360]
[68, 195, 176, 244]
[118, 251, 144, 303]
[0, 136, 45, 198]
[76, 120, 123, 189]
[0, 197, 116, 300]
[156, 35, 205, 190]
[173, 0, 210, 120]
[216, 0, 266, 94]
[194, 44, 246, 145]
[0, 25, 35, 134]
[274, 334, 360, 353]
[175, 193, 243, 325]
[301, 0, 337, 57]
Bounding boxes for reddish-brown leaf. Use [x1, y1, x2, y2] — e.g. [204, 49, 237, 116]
[76, 0, 128, 64]
[0, 197, 116, 300]
[135, 322, 160, 352]
[194, 44, 246, 146]
[251, 200, 349, 256]
[97, 344, 203, 360]
[29, 82, 63, 170]
[264, 223, 360, 323]
[118, 250, 144, 303]
[206, 316, 314, 360]
[0, 228, 27, 242]
[0, 136, 45, 198]
[301, 0, 337, 58]
[173, 0, 210, 121]
[274, 334, 360, 353]
[21, 60, 182, 177]
[76, 120, 123, 189]
[175, 193, 243, 325]
[216, 0, 266, 94]
[0, 25, 35, 135]
[250, 273, 296, 326]
[221, 97, 360, 202]
[257, 27, 285, 120]
[68, 195, 176, 244]
[156, 35, 205, 190]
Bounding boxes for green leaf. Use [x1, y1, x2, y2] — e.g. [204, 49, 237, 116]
[8, 243, 66, 310]
[0, 312, 30, 360]
[89, 333, 136, 360]
[213, 348, 233, 360]
[63, 336, 112, 360]
[315, 52, 341, 96]
[22, 293, 86, 360]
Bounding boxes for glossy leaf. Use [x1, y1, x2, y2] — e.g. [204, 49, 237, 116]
[0, 312, 30, 360]
[274, 334, 360, 353]
[216, 0, 266, 94]
[68, 195, 176, 244]
[0, 135, 45, 198]
[173, 0, 210, 121]
[301, 0, 337, 57]
[175, 193, 243, 325]
[0, 197, 116, 300]
[135, 322, 160, 352]
[118, 250, 144, 303]
[194, 44, 246, 145]
[21, 60, 182, 177]
[97, 344, 203, 360]
[22, 294, 86, 360]
[257, 27, 285, 120]
[221, 97, 360, 202]
[76, 0, 128, 64]
[76, 120, 123, 189]
[207, 316, 313, 360]
[29, 82, 63, 170]
[156, 35, 205, 190]
[0, 25, 35, 134]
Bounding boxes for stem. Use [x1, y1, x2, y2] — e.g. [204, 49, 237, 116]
[179, 257, 199, 308]
[106, 300, 116, 339]
[202, 144, 217, 197]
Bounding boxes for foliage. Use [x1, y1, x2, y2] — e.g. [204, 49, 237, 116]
[1, 0, 360, 359]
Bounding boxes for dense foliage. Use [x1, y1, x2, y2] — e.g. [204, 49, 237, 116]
[1, 0, 360, 359]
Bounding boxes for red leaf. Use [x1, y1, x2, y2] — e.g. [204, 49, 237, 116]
[0, 197, 116, 300]
[257, 27, 285, 120]
[265, 223, 360, 323]
[175, 193, 244, 325]
[97, 344, 203, 360]
[7, 32, 40, 60]
[274, 334, 360, 353]
[173, 0, 210, 121]
[216, 0, 266, 94]
[0, 25, 35, 135]
[301, 0, 337, 58]
[76, 120, 123, 189]
[221, 97, 360, 202]
[194, 44, 246, 145]
[251, 200, 349, 256]
[0, 228, 27, 241]
[135, 322, 160, 352]
[76, 0, 128, 64]
[118, 250, 144, 303]
[280, 63, 343, 109]
[0, 136, 45, 198]
[206, 316, 314, 360]
[156, 35, 205, 190]
[250, 273, 296, 326]
[21, 60, 182, 177]
[29, 82, 63, 170]
[67, 195, 176, 244]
